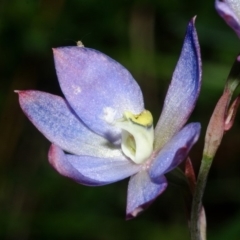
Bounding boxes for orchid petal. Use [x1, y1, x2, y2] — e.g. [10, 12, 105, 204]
[150, 123, 201, 183]
[154, 18, 202, 150]
[53, 47, 144, 143]
[17, 90, 123, 158]
[49, 144, 141, 186]
[126, 171, 167, 219]
[215, 0, 240, 38]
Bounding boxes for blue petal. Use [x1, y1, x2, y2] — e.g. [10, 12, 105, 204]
[154, 18, 202, 150]
[215, 0, 240, 38]
[53, 47, 144, 143]
[150, 123, 201, 183]
[17, 91, 123, 158]
[49, 144, 141, 186]
[126, 171, 167, 219]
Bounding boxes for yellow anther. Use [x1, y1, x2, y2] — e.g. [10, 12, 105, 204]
[124, 110, 153, 127]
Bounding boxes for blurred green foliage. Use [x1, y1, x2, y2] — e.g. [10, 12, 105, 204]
[1, 0, 240, 239]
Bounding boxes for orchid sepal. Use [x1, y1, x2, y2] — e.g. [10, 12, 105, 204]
[53, 47, 144, 143]
[154, 17, 202, 151]
[49, 144, 141, 186]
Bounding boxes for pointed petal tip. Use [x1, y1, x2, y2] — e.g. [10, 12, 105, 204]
[52, 47, 65, 53]
[126, 181, 168, 220]
[16, 90, 33, 102]
[126, 173, 168, 219]
[52, 47, 76, 59]
[185, 17, 202, 93]
[17, 90, 46, 104]
[52, 47, 64, 58]
[187, 16, 197, 30]
[53, 46, 79, 53]
[154, 20, 201, 148]
[15, 90, 27, 95]
[15, 90, 34, 99]
[190, 16, 197, 25]
[126, 206, 145, 220]
[15, 90, 28, 98]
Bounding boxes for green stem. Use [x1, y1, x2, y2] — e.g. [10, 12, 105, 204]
[190, 155, 212, 240]
[189, 54, 240, 240]
[190, 90, 228, 240]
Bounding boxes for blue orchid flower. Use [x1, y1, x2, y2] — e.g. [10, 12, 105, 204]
[215, 0, 240, 38]
[17, 18, 201, 219]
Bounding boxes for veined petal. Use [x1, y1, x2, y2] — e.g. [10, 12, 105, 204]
[17, 91, 123, 158]
[49, 144, 141, 186]
[53, 47, 144, 143]
[215, 0, 240, 38]
[126, 171, 167, 219]
[150, 123, 201, 183]
[154, 18, 202, 150]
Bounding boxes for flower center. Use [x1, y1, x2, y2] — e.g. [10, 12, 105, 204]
[114, 110, 154, 164]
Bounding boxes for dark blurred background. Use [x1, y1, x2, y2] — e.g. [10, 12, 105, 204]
[1, 0, 240, 239]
